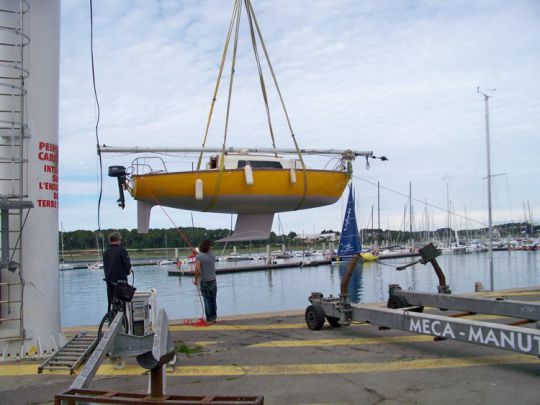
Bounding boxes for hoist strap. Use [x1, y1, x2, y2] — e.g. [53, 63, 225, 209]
[198, 0, 308, 211]
[204, 1, 242, 212]
[204, 150, 226, 212]
[245, 0, 277, 154]
[196, 0, 242, 171]
[245, 0, 308, 209]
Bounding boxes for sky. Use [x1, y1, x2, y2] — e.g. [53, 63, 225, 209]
[59, 0, 540, 236]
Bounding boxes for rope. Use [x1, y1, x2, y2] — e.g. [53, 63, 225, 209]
[143, 183, 194, 248]
[192, 277, 208, 325]
[142, 183, 209, 322]
[352, 175, 488, 227]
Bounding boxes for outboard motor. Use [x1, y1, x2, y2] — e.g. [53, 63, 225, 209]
[108, 165, 127, 209]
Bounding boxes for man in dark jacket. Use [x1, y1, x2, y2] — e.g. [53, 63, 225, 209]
[103, 231, 132, 310]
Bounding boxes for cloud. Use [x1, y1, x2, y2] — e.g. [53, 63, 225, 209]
[59, 0, 540, 233]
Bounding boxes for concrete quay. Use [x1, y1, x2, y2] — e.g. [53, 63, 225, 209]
[0, 288, 539, 404]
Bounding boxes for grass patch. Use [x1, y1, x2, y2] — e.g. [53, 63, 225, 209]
[175, 342, 204, 356]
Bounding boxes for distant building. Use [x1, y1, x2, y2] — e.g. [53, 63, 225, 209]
[319, 232, 339, 241]
[295, 232, 339, 242]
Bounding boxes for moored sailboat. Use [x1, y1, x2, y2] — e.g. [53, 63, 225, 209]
[336, 185, 378, 262]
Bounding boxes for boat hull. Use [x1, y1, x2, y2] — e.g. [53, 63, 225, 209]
[130, 169, 349, 214]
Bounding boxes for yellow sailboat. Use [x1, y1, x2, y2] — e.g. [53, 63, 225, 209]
[105, 147, 378, 241]
[131, 156, 348, 214]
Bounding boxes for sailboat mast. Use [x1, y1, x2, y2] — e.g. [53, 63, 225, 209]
[445, 182, 449, 244]
[478, 87, 495, 291]
[377, 181, 380, 246]
[60, 223, 65, 262]
[371, 205, 374, 248]
[409, 182, 414, 248]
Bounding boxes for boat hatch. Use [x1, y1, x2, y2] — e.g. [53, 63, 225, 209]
[237, 160, 283, 169]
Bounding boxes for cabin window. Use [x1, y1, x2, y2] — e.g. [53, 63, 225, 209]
[237, 160, 283, 169]
[209, 156, 218, 169]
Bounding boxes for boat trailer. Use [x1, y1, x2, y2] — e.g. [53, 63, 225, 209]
[306, 243, 540, 357]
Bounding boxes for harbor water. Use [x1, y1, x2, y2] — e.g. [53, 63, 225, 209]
[60, 250, 540, 327]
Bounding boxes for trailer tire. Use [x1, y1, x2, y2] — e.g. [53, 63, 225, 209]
[305, 305, 325, 330]
[326, 316, 341, 327]
[387, 295, 408, 309]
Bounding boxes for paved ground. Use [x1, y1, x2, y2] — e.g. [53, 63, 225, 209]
[0, 290, 539, 404]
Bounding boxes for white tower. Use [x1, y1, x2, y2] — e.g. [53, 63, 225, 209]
[0, 0, 63, 360]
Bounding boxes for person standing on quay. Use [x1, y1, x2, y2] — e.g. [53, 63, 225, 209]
[194, 239, 217, 323]
[103, 231, 132, 311]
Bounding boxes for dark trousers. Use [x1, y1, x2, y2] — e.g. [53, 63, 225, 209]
[106, 283, 115, 313]
[200, 280, 217, 321]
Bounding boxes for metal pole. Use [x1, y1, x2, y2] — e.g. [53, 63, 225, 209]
[478, 88, 494, 291]
[150, 366, 164, 398]
[1, 199, 9, 268]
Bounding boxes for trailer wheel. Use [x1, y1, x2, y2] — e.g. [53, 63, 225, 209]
[305, 305, 325, 330]
[387, 295, 408, 309]
[326, 316, 341, 327]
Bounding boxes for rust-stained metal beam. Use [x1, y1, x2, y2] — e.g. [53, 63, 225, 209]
[54, 389, 264, 404]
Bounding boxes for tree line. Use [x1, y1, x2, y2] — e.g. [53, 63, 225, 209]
[59, 227, 301, 251]
[60, 222, 537, 251]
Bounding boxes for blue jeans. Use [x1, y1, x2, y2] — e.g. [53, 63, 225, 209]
[200, 280, 217, 321]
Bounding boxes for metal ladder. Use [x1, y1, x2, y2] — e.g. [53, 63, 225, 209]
[0, 0, 31, 343]
[38, 332, 98, 374]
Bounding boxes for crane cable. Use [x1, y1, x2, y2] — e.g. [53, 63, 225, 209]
[89, 0, 103, 232]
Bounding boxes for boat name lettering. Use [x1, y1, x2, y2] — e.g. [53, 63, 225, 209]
[409, 319, 540, 354]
